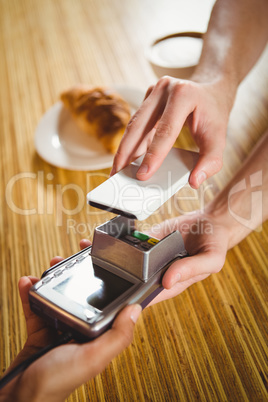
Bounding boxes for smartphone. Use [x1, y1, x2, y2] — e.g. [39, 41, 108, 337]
[87, 148, 198, 220]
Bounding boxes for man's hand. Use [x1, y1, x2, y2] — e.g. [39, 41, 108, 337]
[111, 76, 231, 189]
[146, 211, 229, 305]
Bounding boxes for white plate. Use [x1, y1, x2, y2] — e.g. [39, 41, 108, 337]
[34, 86, 145, 171]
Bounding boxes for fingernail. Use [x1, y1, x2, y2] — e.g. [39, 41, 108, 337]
[196, 170, 207, 187]
[170, 272, 181, 288]
[137, 164, 148, 175]
[109, 167, 115, 177]
[130, 304, 142, 323]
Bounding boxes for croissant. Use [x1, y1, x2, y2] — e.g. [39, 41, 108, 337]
[60, 85, 131, 154]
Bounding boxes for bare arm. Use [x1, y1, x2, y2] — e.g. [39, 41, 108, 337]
[193, 0, 268, 85]
[111, 0, 268, 189]
[146, 129, 268, 303]
[206, 129, 268, 249]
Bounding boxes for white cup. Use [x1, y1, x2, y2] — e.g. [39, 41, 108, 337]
[146, 31, 204, 79]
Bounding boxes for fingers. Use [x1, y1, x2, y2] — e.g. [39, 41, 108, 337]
[112, 78, 199, 181]
[189, 152, 223, 189]
[29, 304, 142, 399]
[18, 276, 39, 320]
[111, 78, 172, 175]
[148, 273, 210, 306]
[79, 239, 91, 250]
[111, 76, 228, 188]
[18, 276, 56, 340]
[76, 304, 142, 381]
[136, 82, 196, 180]
[49, 240, 91, 267]
[50, 256, 64, 267]
[144, 84, 154, 100]
[162, 251, 226, 289]
[189, 127, 226, 188]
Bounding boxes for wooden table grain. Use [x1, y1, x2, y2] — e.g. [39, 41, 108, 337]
[0, 1, 267, 401]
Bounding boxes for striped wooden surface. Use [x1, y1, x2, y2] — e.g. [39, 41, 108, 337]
[0, 0, 267, 401]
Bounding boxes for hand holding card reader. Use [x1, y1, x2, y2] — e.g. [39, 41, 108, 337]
[29, 148, 197, 341]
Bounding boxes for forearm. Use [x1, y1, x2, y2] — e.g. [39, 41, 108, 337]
[206, 130, 268, 249]
[192, 0, 268, 101]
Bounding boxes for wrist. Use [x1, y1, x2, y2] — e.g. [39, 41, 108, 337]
[190, 68, 237, 116]
[204, 201, 233, 249]
[205, 186, 258, 250]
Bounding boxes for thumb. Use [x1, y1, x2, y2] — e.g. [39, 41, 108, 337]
[58, 304, 142, 392]
[162, 251, 226, 289]
[18, 276, 39, 320]
[189, 151, 223, 189]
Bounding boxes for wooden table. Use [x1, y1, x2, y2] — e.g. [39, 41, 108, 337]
[0, 1, 267, 401]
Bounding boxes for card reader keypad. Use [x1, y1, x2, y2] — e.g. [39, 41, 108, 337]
[120, 230, 159, 251]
